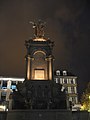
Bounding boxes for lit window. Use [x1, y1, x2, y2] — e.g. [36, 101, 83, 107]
[68, 87, 71, 93]
[56, 70, 60, 76]
[63, 71, 67, 76]
[69, 79, 71, 84]
[2, 81, 7, 89]
[71, 86, 75, 93]
[72, 97, 76, 104]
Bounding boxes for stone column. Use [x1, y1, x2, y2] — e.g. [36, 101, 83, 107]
[26, 55, 31, 80]
[46, 57, 49, 80]
[48, 57, 52, 80]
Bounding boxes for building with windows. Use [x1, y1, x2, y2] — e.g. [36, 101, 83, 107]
[0, 70, 78, 108]
[0, 77, 24, 99]
[54, 70, 78, 106]
[0, 77, 24, 89]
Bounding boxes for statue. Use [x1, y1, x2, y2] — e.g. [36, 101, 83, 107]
[30, 20, 45, 38]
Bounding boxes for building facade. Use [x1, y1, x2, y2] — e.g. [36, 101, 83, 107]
[0, 71, 78, 107]
[0, 77, 24, 90]
[54, 70, 78, 106]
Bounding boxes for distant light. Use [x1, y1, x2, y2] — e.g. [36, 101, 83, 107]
[89, 96, 90, 99]
[80, 106, 84, 110]
[88, 109, 90, 112]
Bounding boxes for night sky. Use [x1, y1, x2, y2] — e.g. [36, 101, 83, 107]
[0, 0, 90, 96]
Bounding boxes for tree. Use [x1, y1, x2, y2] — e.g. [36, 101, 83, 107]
[81, 82, 90, 111]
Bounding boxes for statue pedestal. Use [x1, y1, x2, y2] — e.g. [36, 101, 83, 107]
[6, 110, 72, 120]
[12, 80, 67, 110]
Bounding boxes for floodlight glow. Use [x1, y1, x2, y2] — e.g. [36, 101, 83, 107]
[89, 96, 90, 99]
[34, 38, 46, 41]
[88, 109, 90, 112]
[34, 70, 45, 80]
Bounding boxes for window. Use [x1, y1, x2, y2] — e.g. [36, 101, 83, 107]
[11, 81, 16, 90]
[65, 87, 68, 93]
[63, 71, 67, 76]
[71, 86, 75, 93]
[64, 79, 67, 84]
[72, 97, 76, 104]
[56, 70, 60, 76]
[71, 79, 73, 84]
[68, 79, 72, 84]
[2, 81, 7, 89]
[68, 87, 71, 93]
[12, 81, 16, 85]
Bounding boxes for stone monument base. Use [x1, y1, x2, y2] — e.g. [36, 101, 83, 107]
[0, 110, 90, 120]
[6, 109, 72, 120]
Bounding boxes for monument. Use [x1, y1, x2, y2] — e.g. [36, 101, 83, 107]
[12, 20, 67, 110]
[1, 20, 90, 120]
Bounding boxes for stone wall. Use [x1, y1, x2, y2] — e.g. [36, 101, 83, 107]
[0, 110, 90, 120]
[7, 110, 72, 120]
[0, 112, 7, 120]
[72, 111, 89, 120]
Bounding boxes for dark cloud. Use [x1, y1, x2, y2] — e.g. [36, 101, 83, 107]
[0, 0, 90, 95]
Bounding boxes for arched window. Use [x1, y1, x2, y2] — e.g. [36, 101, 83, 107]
[56, 70, 60, 76]
[63, 71, 67, 76]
